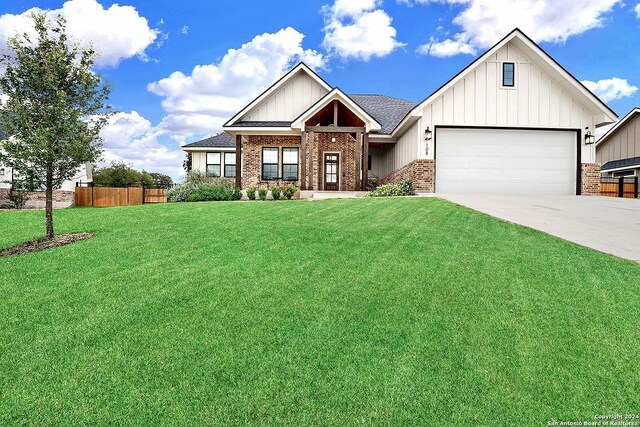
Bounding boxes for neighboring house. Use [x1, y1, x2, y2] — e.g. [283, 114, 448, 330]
[0, 130, 93, 207]
[596, 108, 640, 177]
[182, 29, 616, 196]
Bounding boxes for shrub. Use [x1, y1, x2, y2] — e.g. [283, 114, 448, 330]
[8, 188, 28, 209]
[258, 187, 268, 201]
[282, 184, 297, 200]
[367, 175, 381, 191]
[270, 186, 282, 200]
[167, 173, 241, 203]
[367, 180, 414, 197]
[166, 181, 197, 202]
[246, 185, 257, 200]
[187, 183, 241, 202]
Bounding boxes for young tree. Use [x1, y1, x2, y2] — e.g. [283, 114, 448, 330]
[0, 13, 111, 239]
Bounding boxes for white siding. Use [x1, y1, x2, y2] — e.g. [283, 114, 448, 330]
[406, 41, 598, 164]
[379, 118, 422, 177]
[241, 72, 329, 122]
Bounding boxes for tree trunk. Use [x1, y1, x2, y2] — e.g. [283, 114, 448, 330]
[45, 170, 54, 239]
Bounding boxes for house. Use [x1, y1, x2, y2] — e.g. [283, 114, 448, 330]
[182, 29, 616, 196]
[596, 108, 640, 178]
[0, 130, 92, 208]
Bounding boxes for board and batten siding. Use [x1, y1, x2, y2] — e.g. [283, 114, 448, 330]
[596, 113, 640, 167]
[241, 72, 330, 122]
[381, 41, 600, 176]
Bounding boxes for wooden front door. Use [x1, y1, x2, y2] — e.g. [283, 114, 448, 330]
[324, 153, 339, 191]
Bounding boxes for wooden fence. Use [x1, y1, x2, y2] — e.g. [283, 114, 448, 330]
[600, 177, 639, 199]
[75, 184, 167, 207]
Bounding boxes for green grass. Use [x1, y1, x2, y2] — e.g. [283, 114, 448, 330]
[0, 198, 639, 426]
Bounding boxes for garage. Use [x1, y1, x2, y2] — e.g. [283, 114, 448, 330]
[435, 128, 578, 195]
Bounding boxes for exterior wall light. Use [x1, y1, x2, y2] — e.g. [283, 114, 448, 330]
[584, 127, 595, 145]
[0, 168, 4, 176]
[331, 137, 336, 143]
[424, 127, 433, 141]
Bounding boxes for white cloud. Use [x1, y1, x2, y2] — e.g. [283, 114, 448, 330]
[322, 0, 405, 61]
[406, 0, 621, 57]
[148, 27, 325, 137]
[635, 3, 640, 17]
[181, 26, 189, 35]
[0, 0, 158, 68]
[582, 78, 638, 102]
[417, 33, 476, 57]
[98, 111, 185, 178]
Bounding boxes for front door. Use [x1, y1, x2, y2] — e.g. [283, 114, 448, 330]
[324, 153, 339, 191]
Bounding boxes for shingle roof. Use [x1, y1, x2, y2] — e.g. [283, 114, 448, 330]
[348, 95, 417, 135]
[230, 121, 292, 127]
[602, 156, 640, 171]
[182, 133, 235, 148]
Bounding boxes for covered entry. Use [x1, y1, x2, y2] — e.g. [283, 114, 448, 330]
[435, 127, 579, 195]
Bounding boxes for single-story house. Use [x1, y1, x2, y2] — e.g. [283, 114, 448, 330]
[0, 130, 92, 208]
[182, 28, 617, 196]
[596, 108, 640, 177]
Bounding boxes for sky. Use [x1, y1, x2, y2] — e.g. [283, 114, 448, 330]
[0, 0, 639, 179]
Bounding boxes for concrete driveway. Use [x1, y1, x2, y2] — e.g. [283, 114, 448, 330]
[438, 194, 640, 263]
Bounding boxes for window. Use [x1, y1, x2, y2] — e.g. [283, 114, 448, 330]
[502, 62, 515, 87]
[282, 148, 299, 181]
[206, 152, 221, 177]
[224, 152, 236, 178]
[262, 147, 279, 180]
[613, 170, 635, 178]
[368, 154, 372, 171]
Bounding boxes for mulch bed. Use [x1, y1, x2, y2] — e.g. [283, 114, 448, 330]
[0, 233, 95, 257]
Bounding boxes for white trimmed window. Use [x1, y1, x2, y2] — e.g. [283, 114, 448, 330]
[282, 148, 299, 181]
[224, 152, 236, 178]
[262, 147, 279, 180]
[206, 152, 221, 177]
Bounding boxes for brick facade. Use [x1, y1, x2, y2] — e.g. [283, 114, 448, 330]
[380, 159, 435, 193]
[311, 132, 359, 191]
[242, 135, 302, 188]
[581, 163, 601, 195]
[241, 132, 364, 191]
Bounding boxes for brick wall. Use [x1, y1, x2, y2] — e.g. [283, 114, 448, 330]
[311, 132, 359, 191]
[380, 159, 435, 192]
[243, 135, 302, 188]
[581, 163, 601, 195]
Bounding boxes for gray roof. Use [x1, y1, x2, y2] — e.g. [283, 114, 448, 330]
[349, 95, 417, 135]
[602, 156, 640, 171]
[230, 121, 292, 127]
[183, 133, 235, 148]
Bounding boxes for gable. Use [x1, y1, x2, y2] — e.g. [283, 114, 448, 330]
[238, 70, 330, 123]
[596, 110, 640, 166]
[394, 29, 617, 138]
[418, 41, 600, 130]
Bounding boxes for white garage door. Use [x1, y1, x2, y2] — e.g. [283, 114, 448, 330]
[436, 128, 577, 195]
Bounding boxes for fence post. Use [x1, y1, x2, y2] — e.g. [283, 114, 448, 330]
[618, 177, 624, 198]
[126, 185, 129, 206]
[635, 176, 639, 199]
[142, 183, 145, 205]
[91, 181, 95, 207]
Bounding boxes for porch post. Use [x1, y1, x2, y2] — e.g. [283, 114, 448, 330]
[363, 133, 369, 191]
[235, 134, 242, 189]
[301, 131, 307, 190]
[309, 131, 315, 190]
[355, 130, 362, 191]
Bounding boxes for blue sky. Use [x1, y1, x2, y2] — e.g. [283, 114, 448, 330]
[1, 0, 639, 178]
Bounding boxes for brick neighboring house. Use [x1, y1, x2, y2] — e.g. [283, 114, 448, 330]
[183, 29, 617, 196]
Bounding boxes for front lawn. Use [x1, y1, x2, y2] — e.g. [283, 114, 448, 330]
[0, 198, 638, 425]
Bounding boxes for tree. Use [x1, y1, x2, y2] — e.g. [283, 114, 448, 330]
[93, 161, 153, 188]
[0, 13, 111, 239]
[183, 152, 192, 173]
[148, 172, 173, 188]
